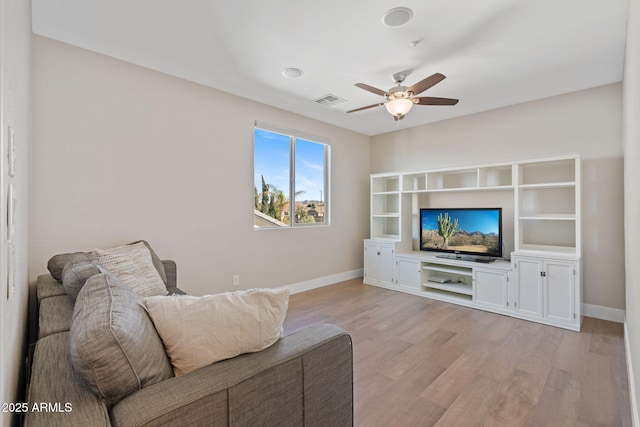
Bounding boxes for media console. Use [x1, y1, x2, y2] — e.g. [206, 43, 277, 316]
[364, 155, 582, 331]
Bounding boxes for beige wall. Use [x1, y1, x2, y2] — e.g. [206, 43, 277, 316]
[30, 36, 370, 296]
[0, 0, 32, 423]
[371, 83, 625, 311]
[623, 0, 640, 422]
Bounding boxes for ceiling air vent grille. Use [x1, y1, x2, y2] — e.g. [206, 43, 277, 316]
[313, 94, 346, 106]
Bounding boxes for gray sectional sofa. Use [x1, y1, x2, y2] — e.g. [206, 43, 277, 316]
[26, 252, 353, 426]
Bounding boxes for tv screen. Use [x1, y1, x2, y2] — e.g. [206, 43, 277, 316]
[420, 208, 502, 259]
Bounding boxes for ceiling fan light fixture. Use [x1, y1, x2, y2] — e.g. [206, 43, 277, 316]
[385, 98, 413, 117]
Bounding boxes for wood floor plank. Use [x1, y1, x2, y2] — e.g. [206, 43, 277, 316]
[378, 328, 456, 380]
[528, 367, 583, 427]
[433, 374, 506, 427]
[484, 369, 547, 426]
[421, 339, 494, 407]
[282, 279, 632, 426]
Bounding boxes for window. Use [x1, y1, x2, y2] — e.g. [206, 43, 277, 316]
[254, 122, 329, 228]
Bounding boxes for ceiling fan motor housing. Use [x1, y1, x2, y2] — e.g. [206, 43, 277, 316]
[387, 86, 410, 99]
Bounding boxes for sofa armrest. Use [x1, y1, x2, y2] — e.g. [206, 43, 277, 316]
[161, 260, 177, 288]
[25, 332, 110, 427]
[110, 324, 353, 427]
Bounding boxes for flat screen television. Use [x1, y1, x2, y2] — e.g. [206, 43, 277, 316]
[420, 208, 503, 261]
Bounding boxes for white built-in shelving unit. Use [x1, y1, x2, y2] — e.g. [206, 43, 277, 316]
[370, 175, 401, 241]
[364, 155, 582, 331]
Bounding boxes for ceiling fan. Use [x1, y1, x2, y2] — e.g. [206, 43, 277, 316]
[347, 72, 459, 121]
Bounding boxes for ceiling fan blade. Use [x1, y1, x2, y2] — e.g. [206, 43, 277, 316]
[346, 103, 385, 113]
[355, 83, 387, 97]
[414, 97, 459, 106]
[408, 73, 446, 95]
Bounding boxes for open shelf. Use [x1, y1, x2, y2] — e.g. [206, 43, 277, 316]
[519, 219, 576, 253]
[519, 159, 575, 186]
[519, 186, 575, 217]
[519, 214, 576, 220]
[371, 216, 400, 241]
[422, 281, 473, 296]
[423, 263, 473, 277]
[518, 182, 575, 189]
[427, 169, 478, 190]
[479, 165, 513, 188]
[422, 260, 473, 298]
[372, 193, 399, 216]
[421, 287, 473, 303]
[517, 244, 578, 255]
[372, 175, 400, 193]
[402, 173, 427, 192]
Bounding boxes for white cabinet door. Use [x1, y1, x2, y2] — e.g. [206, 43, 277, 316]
[363, 241, 394, 286]
[396, 257, 421, 290]
[545, 260, 575, 324]
[378, 245, 395, 286]
[474, 268, 509, 311]
[363, 242, 380, 284]
[514, 257, 544, 318]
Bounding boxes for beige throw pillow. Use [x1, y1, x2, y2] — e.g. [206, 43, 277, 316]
[145, 288, 289, 376]
[94, 241, 167, 298]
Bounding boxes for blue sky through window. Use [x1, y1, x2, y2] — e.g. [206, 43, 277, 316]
[295, 138, 325, 202]
[254, 129, 290, 197]
[254, 129, 325, 202]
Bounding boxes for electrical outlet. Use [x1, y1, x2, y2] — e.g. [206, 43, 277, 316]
[232, 275, 240, 286]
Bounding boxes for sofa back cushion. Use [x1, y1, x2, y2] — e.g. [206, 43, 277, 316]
[70, 273, 173, 406]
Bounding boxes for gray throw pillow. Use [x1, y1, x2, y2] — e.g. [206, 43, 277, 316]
[47, 252, 95, 281]
[70, 273, 173, 406]
[61, 262, 101, 303]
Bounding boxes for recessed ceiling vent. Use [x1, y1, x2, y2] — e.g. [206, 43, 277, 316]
[313, 94, 347, 106]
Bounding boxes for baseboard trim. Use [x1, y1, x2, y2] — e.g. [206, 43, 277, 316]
[625, 323, 639, 427]
[581, 303, 625, 323]
[287, 269, 363, 295]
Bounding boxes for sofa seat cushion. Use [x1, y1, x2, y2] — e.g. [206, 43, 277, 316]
[38, 295, 74, 339]
[70, 273, 174, 406]
[145, 288, 289, 376]
[25, 332, 110, 427]
[94, 241, 168, 298]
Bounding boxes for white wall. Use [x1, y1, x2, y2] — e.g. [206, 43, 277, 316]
[623, 0, 640, 422]
[371, 83, 624, 312]
[0, 0, 31, 425]
[30, 36, 370, 296]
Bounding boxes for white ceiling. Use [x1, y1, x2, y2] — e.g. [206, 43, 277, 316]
[31, 0, 629, 136]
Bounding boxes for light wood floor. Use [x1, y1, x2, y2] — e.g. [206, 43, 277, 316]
[283, 278, 631, 427]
